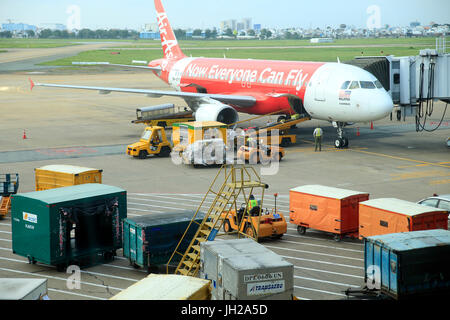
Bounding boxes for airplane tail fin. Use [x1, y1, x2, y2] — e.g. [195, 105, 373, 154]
[154, 0, 185, 60]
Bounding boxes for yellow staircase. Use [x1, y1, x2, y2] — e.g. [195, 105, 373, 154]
[167, 165, 268, 277]
[0, 196, 11, 218]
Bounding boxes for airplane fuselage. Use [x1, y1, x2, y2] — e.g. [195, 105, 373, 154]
[150, 56, 394, 123]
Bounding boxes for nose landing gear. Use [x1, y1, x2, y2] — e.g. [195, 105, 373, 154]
[334, 122, 349, 149]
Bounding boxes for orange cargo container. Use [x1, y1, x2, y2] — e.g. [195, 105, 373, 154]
[359, 198, 449, 239]
[289, 185, 369, 240]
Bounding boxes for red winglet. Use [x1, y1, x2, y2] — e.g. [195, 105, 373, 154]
[29, 78, 35, 91]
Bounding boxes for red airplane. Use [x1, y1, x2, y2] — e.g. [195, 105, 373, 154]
[31, 0, 393, 148]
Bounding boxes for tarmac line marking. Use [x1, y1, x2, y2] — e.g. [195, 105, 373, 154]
[127, 200, 183, 211]
[264, 245, 364, 262]
[294, 285, 347, 297]
[285, 229, 364, 247]
[391, 169, 450, 181]
[279, 254, 364, 270]
[0, 267, 125, 292]
[0, 223, 11, 227]
[294, 265, 363, 279]
[279, 239, 363, 253]
[294, 275, 360, 288]
[0, 255, 141, 282]
[351, 149, 450, 169]
[429, 179, 450, 185]
[0, 238, 11, 242]
[0, 230, 11, 234]
[48, 288, 107, 300]
[128, 207, 164, 213]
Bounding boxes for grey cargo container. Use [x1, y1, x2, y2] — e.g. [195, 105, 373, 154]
[200, 238, 294, 300]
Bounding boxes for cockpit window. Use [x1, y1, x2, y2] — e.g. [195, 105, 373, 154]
[341, 81, 351, 90]
[349, 81, 360, 90]
[360, 81, 376, 89]
[374, 80, 384, 89]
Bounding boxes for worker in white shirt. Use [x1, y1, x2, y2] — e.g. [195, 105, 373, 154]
[313, 126, 323, 152]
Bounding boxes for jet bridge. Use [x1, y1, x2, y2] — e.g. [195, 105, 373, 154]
[345, 37, 450, 131]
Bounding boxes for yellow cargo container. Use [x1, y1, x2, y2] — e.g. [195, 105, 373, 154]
[35, 165, 103, 191]
[172, 121, 228, 148]
[110, 274, 211, 300]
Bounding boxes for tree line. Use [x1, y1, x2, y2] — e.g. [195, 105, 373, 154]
[0, 29, 139, 39]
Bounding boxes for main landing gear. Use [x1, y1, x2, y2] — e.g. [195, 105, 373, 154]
[334, 122, 349, 149]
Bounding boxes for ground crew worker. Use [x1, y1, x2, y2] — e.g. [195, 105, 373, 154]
[248, 194, 260, 216]
[313, 126, 323, 152]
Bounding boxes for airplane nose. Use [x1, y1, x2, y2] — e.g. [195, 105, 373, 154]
[370, 92, 394, 119]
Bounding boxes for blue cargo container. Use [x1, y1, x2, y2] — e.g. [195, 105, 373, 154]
[122, 211, 205, 272]
[364, 229, 450, 299]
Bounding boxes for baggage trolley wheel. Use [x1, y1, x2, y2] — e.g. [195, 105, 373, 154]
[297, 226, 307, 235]
[27, 256, 36, 265]
[334, 234, 343, 242]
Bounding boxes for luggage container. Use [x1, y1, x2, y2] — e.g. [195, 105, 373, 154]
[111, 274, 211, 300]
[0, 279, 48, 300]
[289, 185, 369, 240]
[11, 184, 126, 271]
[359, 198, 448, 239]
[35, 165, 103, 191]
[200, 238, 294, 300]
[122, 211, 206, 272]
[364, 229, 450, 300]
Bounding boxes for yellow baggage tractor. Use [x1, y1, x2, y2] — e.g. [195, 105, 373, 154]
[35, 165, 102, 191]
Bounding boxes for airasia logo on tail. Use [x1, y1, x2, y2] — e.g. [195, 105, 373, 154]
[157, 12, 179, 60]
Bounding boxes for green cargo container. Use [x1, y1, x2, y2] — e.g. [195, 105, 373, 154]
[11, 184, 127, 271]
[123, 211, 205, 273]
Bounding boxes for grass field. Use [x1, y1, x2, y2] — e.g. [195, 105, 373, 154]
[40, 44, 433, 66]
[0, 38, 83, 48]
[119, 37, 447, 49]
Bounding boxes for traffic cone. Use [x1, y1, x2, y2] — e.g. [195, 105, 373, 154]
[23, 130, 27, 139]
[370, 122, 374, 130]
[356, 127, 360, 137]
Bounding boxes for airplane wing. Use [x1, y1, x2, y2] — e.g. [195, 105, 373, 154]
[72, 62, 162, 72]
[29, 79, 257, 108]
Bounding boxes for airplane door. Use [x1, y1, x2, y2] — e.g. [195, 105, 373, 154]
[314, 70, 330, 102]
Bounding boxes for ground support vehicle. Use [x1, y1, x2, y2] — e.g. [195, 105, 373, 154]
[132, 104, 194, 128]
[221, 204, 287, 240]
[0, 173, 19, 219]
[127, 126, 172, 159]
[237, 143, 285, 164]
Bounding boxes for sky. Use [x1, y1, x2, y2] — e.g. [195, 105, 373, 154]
[1, 0, 449, 30]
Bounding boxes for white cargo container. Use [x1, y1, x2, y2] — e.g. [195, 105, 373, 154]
[200, 238, 293, 300]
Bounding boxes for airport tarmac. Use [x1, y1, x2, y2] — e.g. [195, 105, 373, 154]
[0, 68, 449, 300]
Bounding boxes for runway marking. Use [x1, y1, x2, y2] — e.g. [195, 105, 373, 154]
[264, 244, 363, 262]
[294, 285, 347, 297]
[429, 178, 450, 185]
[48, 288, 107, 300]
[294, 275, 360, 288]
[351, 149, 450, 169]
[391, 169, 450, 181]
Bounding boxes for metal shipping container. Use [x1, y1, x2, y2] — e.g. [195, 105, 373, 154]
[11, 184, 127, 271]
[200, 238, 294, 300]
[35, 165, 103, 191]
[364, 229, 450, 299]
[122, 211, 205, 272]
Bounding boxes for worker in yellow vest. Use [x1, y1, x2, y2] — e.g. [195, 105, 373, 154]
[248, 194, 260, 216]
[313, 126, 323, 152]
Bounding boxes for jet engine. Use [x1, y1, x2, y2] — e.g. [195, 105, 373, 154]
[194, 100, 239, 125]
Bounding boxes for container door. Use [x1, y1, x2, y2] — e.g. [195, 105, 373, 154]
[373, 244, 381, 283]
[381, 248, 390, 291]
[129, 226, 137, 262]
[136, 227, 144, 266]
[389, 253, 398, 294]
[123, 222, 130, 259]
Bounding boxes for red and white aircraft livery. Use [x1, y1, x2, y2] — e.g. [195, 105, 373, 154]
[31, 0, 394, 149]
